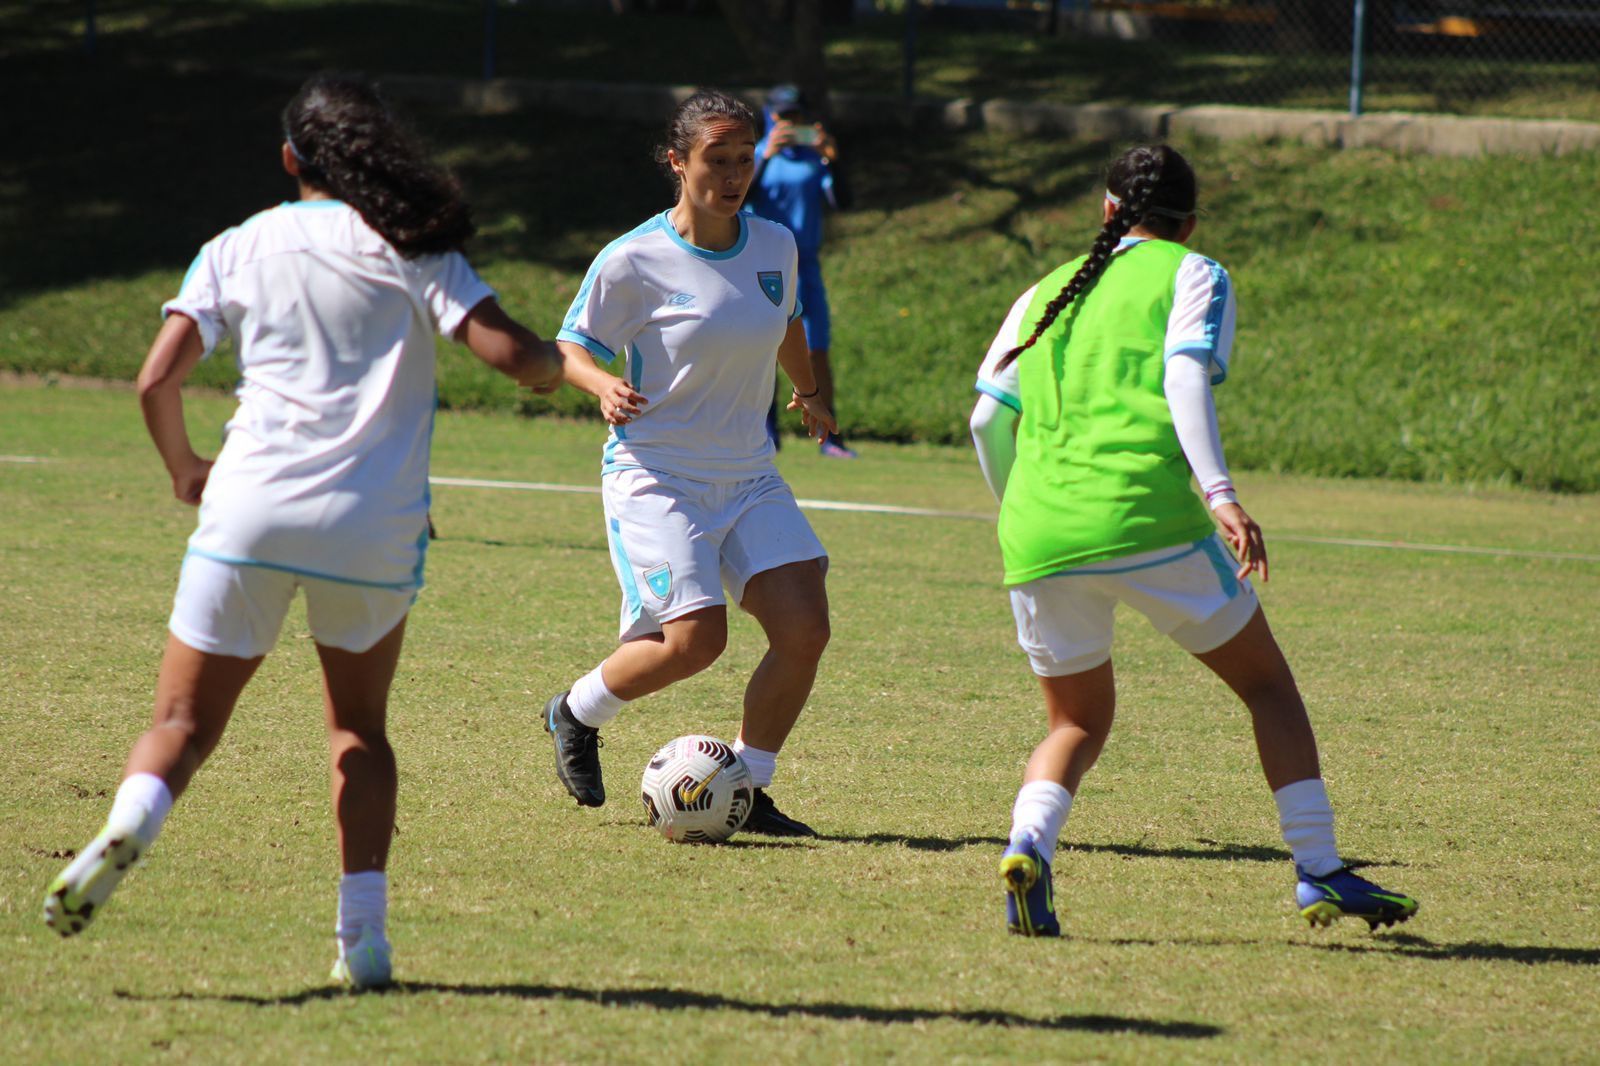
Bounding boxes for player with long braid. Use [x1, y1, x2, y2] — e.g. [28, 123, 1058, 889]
[42, 74, 563, 988]
[970, 144, 1418, 937]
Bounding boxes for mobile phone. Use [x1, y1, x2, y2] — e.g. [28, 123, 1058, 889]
[787, 125, 819, 146]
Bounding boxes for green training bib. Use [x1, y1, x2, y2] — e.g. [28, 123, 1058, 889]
[999, 240, 1216, 585]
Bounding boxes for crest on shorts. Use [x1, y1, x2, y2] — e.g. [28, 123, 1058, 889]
[644, 562, 672, 600]
[757, 271, 784, 307]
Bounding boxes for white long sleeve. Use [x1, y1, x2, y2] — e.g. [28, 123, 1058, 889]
[1163, 352, 1237, 510]
[969, 392, 1020, 504]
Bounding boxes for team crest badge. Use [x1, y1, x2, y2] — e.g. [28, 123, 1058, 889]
[644, 562, 672, 600]
[757, 271, 784, 307]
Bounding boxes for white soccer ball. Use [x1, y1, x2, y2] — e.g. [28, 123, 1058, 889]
[640, 735, 754, 844]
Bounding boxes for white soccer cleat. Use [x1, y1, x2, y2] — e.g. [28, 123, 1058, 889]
[43, 824, 146, 937]
[330, 926, 393, 991]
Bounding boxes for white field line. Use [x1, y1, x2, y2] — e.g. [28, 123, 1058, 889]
[0, 455, 49, 463]
[428, 474, 1600, 565]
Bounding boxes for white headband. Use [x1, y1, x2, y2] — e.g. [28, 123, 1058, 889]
[1105, 189, 1195, 222]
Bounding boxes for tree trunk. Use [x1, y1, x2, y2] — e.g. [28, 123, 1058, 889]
[714, 0, 831, 118]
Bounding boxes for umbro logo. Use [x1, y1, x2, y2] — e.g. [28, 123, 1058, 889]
[668, 292, 696, 307]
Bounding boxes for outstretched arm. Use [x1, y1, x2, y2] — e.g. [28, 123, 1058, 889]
[456, 298, 563, 393]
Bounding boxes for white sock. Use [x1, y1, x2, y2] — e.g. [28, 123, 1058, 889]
[1009, 780, 1073, 865]
[567, 664, 627, 728]
[337, 870, 389, 948]
[1274, 778, 1342, 877]
[732, 740, 777, 788]
[107, 773, 174, 847]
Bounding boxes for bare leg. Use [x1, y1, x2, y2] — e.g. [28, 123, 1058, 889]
[736, 560, 829, 751]
[124, 634, 263, 798]
[1193, 606, 1321, 791]
[1026, 659, 1117, 794]
[596, 607, 728, 701]
[317, 618, 407, 874]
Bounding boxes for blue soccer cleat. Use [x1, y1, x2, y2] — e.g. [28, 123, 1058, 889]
[1000, 838, 1060, 937]
[1296, 865, 1418, 929]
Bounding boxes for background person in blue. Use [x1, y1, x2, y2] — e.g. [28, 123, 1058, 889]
[746, 84, 856, 459]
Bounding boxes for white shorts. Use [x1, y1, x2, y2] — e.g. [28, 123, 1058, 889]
[1009, 534, 1259, 677]
[169, 553, 416, 659]
[602, 467, 828, 641]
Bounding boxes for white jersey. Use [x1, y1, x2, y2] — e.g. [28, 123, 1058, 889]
[976, 237, 1237, 411]
[163, 200, 493, 589]
[558, 212, 803, 483]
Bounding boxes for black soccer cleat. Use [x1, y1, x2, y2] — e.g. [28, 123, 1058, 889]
[543, 691, 605, 807]
[743, 788, 817, 837]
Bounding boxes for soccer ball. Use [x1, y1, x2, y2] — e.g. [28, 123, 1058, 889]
[640, 735, 754, 844]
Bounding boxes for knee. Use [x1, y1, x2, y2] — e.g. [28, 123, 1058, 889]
[664, 621, 728, 676]
[1235, 674, 1304, 716]
[774, 611, 831, 664]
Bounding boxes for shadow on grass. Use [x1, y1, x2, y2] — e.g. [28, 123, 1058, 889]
[115, 983, 1223, 1036]
[1305, 932, 1600, 967]
[1087, 931, 1600, 967]
[824, 831, 1294, 863]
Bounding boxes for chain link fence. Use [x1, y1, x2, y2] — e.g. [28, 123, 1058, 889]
[1042, 1, 1600, 119]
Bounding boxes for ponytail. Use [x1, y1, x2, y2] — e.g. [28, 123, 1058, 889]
[282, 73, 474, 257]
[995, 144, 1196, 373]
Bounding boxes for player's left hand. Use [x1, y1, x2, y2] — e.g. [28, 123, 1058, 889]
[787, 390, 838, 440]
[1213, 501, 1268, 582]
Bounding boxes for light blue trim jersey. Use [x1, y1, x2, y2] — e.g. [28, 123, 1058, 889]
[561, 212, 803, 482]
[162, 201, 492, 589]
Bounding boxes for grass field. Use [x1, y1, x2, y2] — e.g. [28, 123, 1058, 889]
[3, 380, 1598, 1063]
[4, 64, 1598, 490]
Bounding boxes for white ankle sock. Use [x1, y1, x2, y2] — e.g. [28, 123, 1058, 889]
[337, 870, 389, 947]
[567, 664, 627, 728]
[731, 740, 777, 788]
[1010, 780, 1073, 865]
[107, 773, 174, 846]
[1274, 778, 1342, 877]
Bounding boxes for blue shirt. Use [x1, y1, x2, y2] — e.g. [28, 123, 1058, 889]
[746, 135, 833, 257]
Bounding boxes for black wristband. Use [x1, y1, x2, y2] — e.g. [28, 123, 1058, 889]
[793, 386, 820, 399]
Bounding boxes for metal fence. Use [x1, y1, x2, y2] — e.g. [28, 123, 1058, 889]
[1043, 1, 1600, 119]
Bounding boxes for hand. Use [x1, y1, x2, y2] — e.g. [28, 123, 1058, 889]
[598, 378, 647, 426]
[765, 120, 796, 158]
[170, 456, 212, 506]
[524, 341, 565, 395]
[786, 389, 838, 440]
[1213, 501, 1268, 582]
[813, 123, 838, 162]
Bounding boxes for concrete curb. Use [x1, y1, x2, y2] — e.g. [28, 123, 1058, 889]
[372, 73, 1600, 158]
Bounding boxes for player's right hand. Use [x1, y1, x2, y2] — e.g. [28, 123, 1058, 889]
[598, 379, 647, 425]
[171, 457, 212, 506]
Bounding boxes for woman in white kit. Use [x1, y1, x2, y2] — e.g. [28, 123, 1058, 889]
[544, 89, 837, 836]
[43, 74, 562, 988]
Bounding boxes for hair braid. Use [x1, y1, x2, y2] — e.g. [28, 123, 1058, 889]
[283, 74, 474, 257]
[994, 144, 1192, 374]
